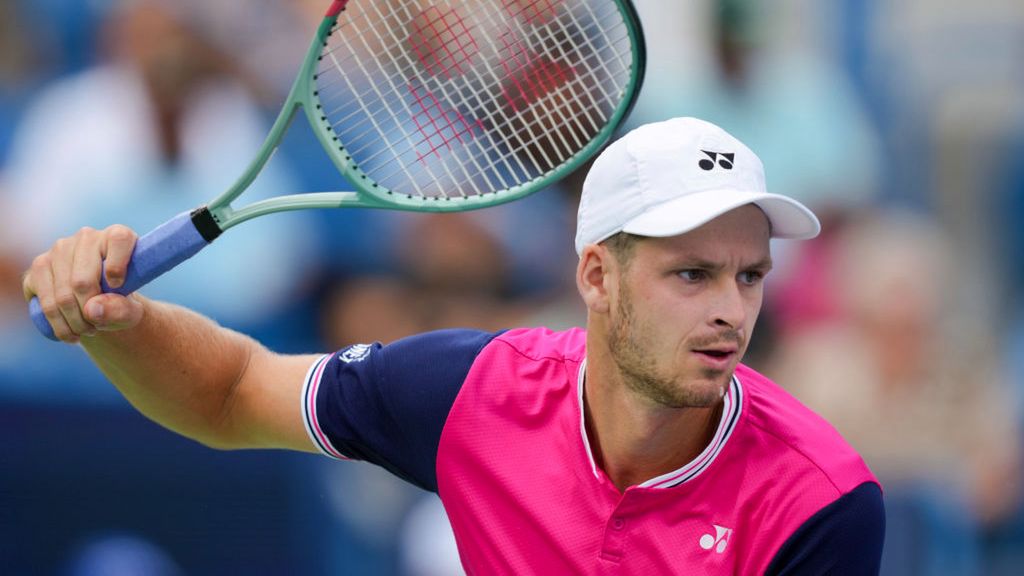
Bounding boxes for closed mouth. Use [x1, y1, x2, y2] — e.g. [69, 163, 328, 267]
[696, 349, 733, 358]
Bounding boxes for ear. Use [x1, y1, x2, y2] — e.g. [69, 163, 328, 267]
[576, 244, 616, 315]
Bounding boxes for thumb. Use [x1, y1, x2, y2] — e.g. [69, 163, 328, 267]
[85, 293, 145, 331]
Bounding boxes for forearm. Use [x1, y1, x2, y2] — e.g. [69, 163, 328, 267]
[24, 224, 314, 451]
[80, 295, 262, 448]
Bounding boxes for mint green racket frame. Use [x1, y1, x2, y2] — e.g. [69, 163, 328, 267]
[210, 0, 645, 229]
[30, 0, 645, 340]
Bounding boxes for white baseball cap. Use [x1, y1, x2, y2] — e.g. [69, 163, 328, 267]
[575, 117, 820, 255]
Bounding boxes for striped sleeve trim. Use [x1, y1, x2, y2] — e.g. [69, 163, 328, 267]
[301, 353, 350, 460]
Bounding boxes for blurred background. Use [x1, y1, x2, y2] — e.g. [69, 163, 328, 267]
[1, 0, 1023, 574]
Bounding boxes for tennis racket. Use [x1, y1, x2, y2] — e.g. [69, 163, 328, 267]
[30, 0, 645, 339]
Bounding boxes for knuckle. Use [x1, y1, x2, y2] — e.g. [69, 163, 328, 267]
[78, 225, 97, 237]
[31, 252, 51, 270]
[106, 225, 136, 243]
[55, 290, 77, 310]
[39, 297, 59, 317]
[70, 274, 95, 295]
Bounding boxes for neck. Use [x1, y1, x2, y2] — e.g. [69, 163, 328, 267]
[582, 352, 725, 493]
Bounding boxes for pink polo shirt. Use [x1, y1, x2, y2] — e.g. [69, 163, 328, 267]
[303, 327, 884, 574]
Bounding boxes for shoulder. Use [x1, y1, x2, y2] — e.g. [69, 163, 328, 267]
[734, 363, 877, 494]
[450, 327, 587, 407]
[304, 329, 506, 490]
[482, 326, 587, 363]
[725, 366, 883, 572]
[764, 481, 885, 575]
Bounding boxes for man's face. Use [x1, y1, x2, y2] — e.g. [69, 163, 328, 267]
[607, 204, 772, 408]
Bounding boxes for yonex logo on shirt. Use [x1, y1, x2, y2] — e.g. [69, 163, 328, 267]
[699, 525, 733, 554]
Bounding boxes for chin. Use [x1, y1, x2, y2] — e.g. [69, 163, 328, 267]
[655, 377, 727, 409]
[697, 366, 735, 384]
[687, 371, 733, 402]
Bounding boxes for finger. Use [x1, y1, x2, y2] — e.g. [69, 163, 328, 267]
[26, 252, 78, 343]
[85, 293, 144, 332]
[22, 266, 36, 301]
[50, 237, 95, 337]
[70, 227, 104, 322]
[102, 224, 137, 290]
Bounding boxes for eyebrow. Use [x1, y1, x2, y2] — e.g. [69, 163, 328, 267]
[677, 257, 774, 272]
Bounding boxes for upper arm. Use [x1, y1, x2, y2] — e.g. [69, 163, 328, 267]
[304, 329, 499, 491]
[217, 348, 324, 453]
[217, 329, 499, 492]
[764, 481, 885, 575]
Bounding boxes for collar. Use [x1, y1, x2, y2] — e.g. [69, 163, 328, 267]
[577, 358, 744, 489]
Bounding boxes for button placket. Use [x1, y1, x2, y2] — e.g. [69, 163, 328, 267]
[600, 493, 638, 561]
[600, 513, 627, 562]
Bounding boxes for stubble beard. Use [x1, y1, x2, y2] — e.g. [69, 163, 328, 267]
[608, 283, 731, 409]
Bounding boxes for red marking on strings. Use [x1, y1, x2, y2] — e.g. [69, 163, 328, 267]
[325, 0, 348, 17]
[502, 0, 559, 24]
[498, 31, 575, 112]
[409, 6, 477, 79]
[408, 84, 482, 163]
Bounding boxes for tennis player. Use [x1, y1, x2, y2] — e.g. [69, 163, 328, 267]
[25, 117, 883, 574]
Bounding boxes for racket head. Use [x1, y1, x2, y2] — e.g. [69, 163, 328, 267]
[301, 0, 645, 212]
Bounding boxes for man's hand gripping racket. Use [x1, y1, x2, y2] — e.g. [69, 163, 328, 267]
[26, 0, 645, 341]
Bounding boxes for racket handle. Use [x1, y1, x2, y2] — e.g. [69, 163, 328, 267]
[29, 208, 221, 340]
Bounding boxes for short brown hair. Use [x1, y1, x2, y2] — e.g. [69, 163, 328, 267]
[602, 232, 641, 268]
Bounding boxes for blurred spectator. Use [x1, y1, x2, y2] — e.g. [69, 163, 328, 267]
[0, 2, 55, 165]
[0, 187, 25, 334]
[0, 0, 317, 334]
[768, 209, 1021, 573]
[320, 212, 535, 349]
[631, 0, 881, 213]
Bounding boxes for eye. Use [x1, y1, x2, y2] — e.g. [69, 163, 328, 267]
[739, 270, 765, 286]
[678, 269, 708, 283]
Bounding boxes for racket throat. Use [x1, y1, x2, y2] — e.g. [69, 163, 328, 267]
[190, 206, 224, 243]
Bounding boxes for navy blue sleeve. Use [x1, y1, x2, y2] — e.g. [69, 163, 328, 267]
[302, 329, 501, 492]
[764, 482, 885, 575]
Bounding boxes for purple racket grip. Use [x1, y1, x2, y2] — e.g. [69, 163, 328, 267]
[29, 210, 216, 340]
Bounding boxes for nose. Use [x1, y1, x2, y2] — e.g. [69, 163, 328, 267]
[709, 282, 747, 330]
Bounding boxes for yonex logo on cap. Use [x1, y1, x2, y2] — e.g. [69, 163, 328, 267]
[573, 117, 821, 255]
[698, 150, 734, 171]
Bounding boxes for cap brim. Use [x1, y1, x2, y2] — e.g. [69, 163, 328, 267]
[620, 188, 821, 241]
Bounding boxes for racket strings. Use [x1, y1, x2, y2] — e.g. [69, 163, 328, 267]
[319, 4, 514, 196]
[327, 16, 468, 197]
[314, 0, 635, 199]
[384, 0, 522, 195]
[502, 8, 608, 158]
[337, 1, 515, 197]
[323, 2, 630, 194]
[318, 1, 630, 168]
[316, 2, 631, 132]
[318, 6, 631, 133]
